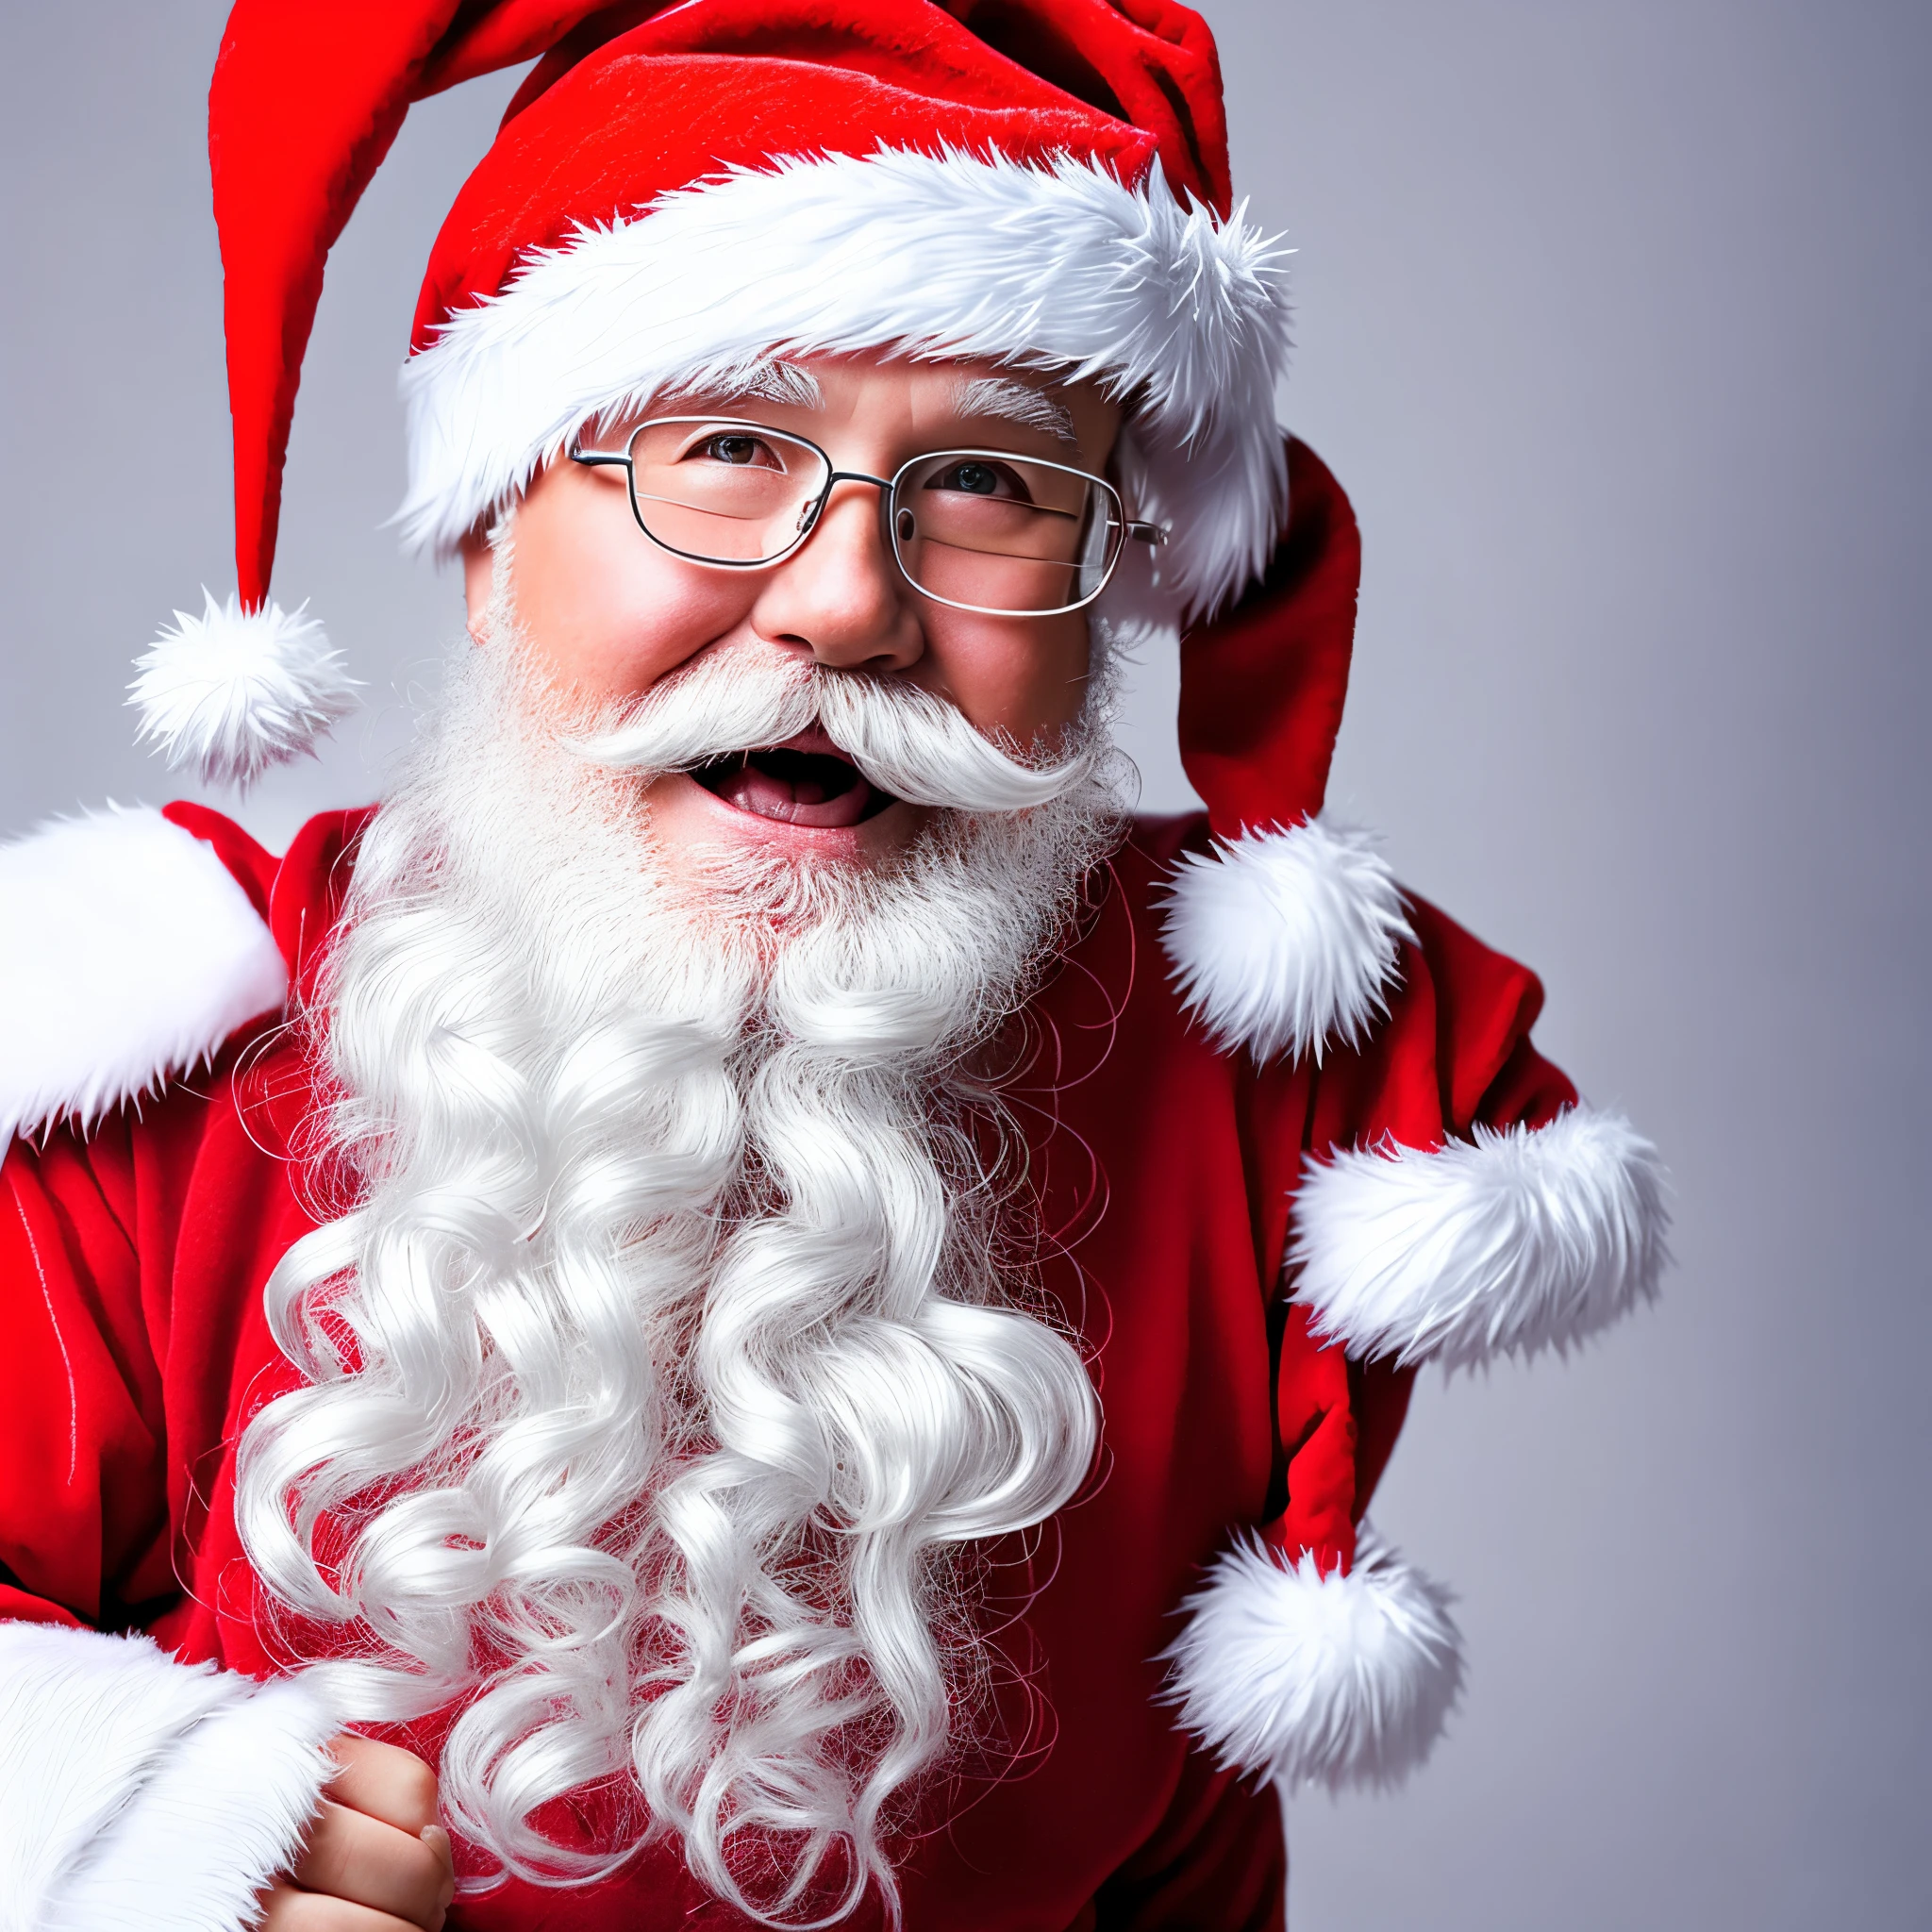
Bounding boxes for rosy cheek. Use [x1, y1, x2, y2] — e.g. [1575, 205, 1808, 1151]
[920, 612, 1090, 741]
[513, 489, 759, 700]
[575, 569, 754, 699]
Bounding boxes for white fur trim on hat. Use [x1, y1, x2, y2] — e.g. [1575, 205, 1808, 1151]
[398, 147, 1292, 625]
[129, 591, 359, 789]
[1158, 816, 1413, 1064]
[1291, 1106, 1671, 1369]
[0, 806, 288, 1143]
[0, 1621, 339, 1932]
[1160, 1523, 1463, 1790]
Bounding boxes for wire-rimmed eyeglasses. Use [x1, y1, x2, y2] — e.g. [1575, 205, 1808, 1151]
[569, 417, 1167, 618]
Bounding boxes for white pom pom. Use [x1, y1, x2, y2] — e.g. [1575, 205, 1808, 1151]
[1158, 816, 1415, 1064]
[129, 590, 359, 788]
[1161, 1523, 1464, 1790]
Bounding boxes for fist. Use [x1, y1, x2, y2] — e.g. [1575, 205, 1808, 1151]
[258, 1734, 457, 1931]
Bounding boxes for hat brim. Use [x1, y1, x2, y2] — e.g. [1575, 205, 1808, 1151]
[397, 147, 1292, 627]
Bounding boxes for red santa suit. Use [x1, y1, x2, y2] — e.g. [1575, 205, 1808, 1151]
[0, 4, 1666, 1925]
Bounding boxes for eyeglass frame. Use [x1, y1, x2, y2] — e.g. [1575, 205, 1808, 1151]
[567, 415, 1168, 619]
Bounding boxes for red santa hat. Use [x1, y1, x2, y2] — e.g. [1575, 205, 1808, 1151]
[131, 0, 1295, 787]
[136, 0, 1376, 1094]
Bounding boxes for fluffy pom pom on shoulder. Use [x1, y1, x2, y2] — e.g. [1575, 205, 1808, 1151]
[1291, 1106, 1671, 1370]
[0, 805, 288, 1142]
[1160, 1523, 1463, 1790]
[1158, 815, 1414, 1064]
[129, 590, 358, 789]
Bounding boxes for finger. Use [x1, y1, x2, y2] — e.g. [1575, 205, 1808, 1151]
[257, 1880, 425, 1931]
[324, 1733, 441, 1836]
[295, 1800, 451, 1928]
[422, 1823, 457, 1900]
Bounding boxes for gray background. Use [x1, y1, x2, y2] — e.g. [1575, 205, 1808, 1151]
[3, 3, 1926, 1924]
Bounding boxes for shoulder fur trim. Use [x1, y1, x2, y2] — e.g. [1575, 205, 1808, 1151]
[1158, 816, 1413, 1064]
[399, 148, 1291, 626]
[0, 1622, 338, 1932]
[1160, 1524, 1462, 1790]
[0, 806, 288, 1142]
[1291, 1106, 1670, 1368]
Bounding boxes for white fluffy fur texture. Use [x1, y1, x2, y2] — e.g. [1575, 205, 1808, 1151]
[1291, 1106, 1670, 1370]
[1159, 816, 1413, 1064]
[130, 590, 359, 787]
[398, 148, 1292, 624]
[0, 805, 288, 1143]
[1161, 1523, 1462, 1790]
[0, 1621, 338, 1932]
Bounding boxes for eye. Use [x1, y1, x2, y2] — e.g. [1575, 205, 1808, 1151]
[926, 458, 1031, 503]
[690, 431, 785, 471]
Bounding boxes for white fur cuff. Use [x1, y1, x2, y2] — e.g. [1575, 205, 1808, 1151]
[0, 1622, 338, 1932]
[1161, 1524, 1462, 1790]
[1159, 816, 1412, 1064]
[1291, 1105, 1670, 1369]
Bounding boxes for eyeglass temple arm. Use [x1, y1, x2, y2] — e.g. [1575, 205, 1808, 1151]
[1127, 520, 1168, 545]
[568, 442, 631, 469]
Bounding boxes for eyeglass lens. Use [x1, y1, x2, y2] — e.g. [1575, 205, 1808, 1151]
[624, 420, 1123, 614]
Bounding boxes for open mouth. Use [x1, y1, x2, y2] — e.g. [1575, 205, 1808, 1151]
[690, 726, 900, 829]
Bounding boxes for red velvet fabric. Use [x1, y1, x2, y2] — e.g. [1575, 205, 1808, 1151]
[0, 823, 1571, 1928]
[415, 4, 1158, 348]
[1177, 436, 1361, 842]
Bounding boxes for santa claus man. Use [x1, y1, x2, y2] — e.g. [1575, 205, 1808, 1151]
[0, 3, 1667, 1927]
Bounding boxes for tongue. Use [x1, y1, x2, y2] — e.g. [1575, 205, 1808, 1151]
[714, 750, 877, 827]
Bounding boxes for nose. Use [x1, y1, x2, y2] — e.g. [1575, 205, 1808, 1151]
[748, 477, 925, 675]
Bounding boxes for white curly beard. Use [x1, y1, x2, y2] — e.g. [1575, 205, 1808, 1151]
[234, 612, 1127, 1924]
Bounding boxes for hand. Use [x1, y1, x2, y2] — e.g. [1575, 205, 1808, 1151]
[258, 1733, 457, 1931]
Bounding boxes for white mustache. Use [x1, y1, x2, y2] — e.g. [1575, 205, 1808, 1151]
[574, 648, 1096, 814]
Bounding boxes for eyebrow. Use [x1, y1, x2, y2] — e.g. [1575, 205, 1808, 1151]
[696, 358, 824, 410]
[950, 375, 1077, 444]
